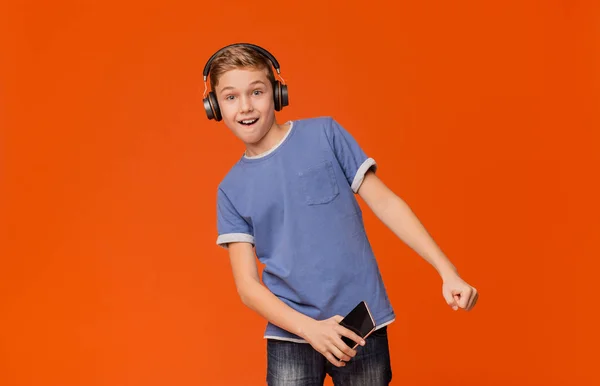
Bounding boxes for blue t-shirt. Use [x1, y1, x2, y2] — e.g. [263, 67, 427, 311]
[216, 116, 395, 343]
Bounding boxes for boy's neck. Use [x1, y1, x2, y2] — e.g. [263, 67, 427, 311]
[244, 121, 291, 157]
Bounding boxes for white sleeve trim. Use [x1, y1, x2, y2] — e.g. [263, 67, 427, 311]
[351, 157, 377, 193]
[216, 233, 255, 249]
[263, 335, 309, 344]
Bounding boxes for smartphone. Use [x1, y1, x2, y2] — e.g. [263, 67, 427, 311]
[338, 301, 376, 349]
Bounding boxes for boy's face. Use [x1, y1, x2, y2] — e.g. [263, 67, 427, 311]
[214, 67, 276, 146]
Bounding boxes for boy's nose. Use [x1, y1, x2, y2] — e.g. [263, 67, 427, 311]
[240, 97, 253, 112]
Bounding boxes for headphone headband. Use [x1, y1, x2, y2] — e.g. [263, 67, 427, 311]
[202, 43, 281, 81]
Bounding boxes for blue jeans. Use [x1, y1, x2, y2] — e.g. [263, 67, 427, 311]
[266, 326, 392, 386]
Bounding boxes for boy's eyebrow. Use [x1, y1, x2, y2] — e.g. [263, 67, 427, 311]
[249, 80, 267, 86]
[219, 80, 267, 94]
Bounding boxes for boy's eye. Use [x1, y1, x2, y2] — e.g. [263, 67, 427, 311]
[225, 95, 235, 101]
[253, 90, 263, 95]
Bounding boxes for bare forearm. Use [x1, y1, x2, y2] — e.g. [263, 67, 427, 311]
[371, 193, 457, 280]
[238, 280, 314, 338]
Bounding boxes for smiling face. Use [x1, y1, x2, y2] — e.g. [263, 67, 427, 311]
[214, 67, 278, 149]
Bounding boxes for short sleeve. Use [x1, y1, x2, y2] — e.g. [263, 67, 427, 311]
[216, 187, 255, 248]
[324, 118, 377, 193]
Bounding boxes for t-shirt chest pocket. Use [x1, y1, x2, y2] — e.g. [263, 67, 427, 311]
[298, 160, 340, 205]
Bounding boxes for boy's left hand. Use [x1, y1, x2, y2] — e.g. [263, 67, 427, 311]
[442, 273, 478, 311]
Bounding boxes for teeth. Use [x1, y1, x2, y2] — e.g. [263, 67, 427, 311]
[241, 119, 257, 124]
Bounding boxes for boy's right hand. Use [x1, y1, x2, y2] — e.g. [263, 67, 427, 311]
[301, 315, 366, 367]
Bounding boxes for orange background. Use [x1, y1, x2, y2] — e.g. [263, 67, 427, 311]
[1, 1, 599, 385]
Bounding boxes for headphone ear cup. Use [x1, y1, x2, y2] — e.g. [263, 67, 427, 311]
[272, 81, 281, 111]
[203, 96, 214, 120]
[280, 84, 288, 108]
[207, 91, 222, 121]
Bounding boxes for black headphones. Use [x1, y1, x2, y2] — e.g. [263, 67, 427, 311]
[202, 43, 289, 121]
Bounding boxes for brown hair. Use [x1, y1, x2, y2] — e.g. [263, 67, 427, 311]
[208, 45, 276, 90]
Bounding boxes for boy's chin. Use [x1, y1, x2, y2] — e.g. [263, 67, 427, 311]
[233, 128, 266, 145]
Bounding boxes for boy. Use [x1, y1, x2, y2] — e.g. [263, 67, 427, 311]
[209, 43, 478, 386]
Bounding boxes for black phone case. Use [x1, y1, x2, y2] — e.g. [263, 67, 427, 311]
[339, 301, 375, 348]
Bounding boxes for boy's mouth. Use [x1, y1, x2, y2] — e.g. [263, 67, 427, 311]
[238, 118, 259, 126]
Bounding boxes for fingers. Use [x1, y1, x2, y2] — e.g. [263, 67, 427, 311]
[458, 287, 480, 310]
[324, 337, 359, 366]
[316, 316, 361, 367]
[466, 289, 479, 310]
[336, 339, 358, 362]
[443, 291, 459, 310]
[328, 343, 353, 363]
[328, 335, 361, 370]
[457, 289, 471, 309]
[336, 325, 365, 349]
[451, 287, 479, 311]
[332, 315, 364, 353]
[324, 352, 346, 367]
